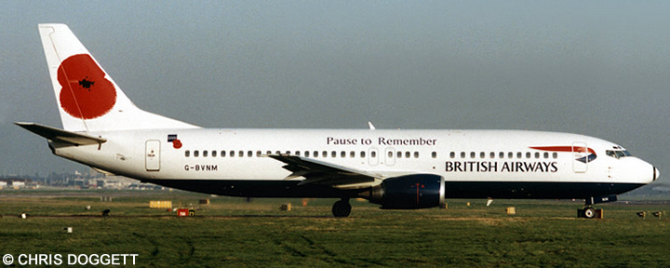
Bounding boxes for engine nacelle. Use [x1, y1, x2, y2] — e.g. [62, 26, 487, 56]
[367, 174, 445, 209]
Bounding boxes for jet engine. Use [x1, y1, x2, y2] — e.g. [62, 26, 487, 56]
[366, 174, 445, 209]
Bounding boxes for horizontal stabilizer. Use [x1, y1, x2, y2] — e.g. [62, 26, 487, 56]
[15, 122, 106, 146]
[91, 167, 116, 176]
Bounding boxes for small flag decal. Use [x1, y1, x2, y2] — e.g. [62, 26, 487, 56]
[168, 134, 182, 149]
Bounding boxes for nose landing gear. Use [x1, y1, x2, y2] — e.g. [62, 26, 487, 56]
[578, 196, 614, 219]
[578, 206, 600, 218]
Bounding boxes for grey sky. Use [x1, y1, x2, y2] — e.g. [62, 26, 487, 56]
[1, 1, 669, 182]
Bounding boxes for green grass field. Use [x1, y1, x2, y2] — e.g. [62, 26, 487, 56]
[1, 190, 669, 267]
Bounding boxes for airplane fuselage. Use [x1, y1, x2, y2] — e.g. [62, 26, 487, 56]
[51, 128, 656, 200]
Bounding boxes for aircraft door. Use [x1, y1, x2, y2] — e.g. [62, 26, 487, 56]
[146, 140, 161, 171]
[572, 142, 588, 173]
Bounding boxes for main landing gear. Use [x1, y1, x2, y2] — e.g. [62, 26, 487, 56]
[332, 198, 352, 218]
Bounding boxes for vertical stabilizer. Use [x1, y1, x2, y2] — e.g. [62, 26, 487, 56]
[38, 24, 198, 132]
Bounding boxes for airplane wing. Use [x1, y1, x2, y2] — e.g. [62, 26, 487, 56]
[268, 154, 383, 189]
[15, 122, 106, 146]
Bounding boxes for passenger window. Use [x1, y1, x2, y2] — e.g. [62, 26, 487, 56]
[331, 151, 337, 158]
[480, 152, 485, 159]
[295, 151, 301, 156]
[414, 152, 419, 158]
[432, 152, 437, 158]
[323, 151, 328, 158]
[239, 150, 244, 157]
[508, 152, 514, 158]
[470, 152, 476, 159]
[499, 152, 505, 159]
[398, 151, 403, 158]
[203, 150, 208, 157]
[534, 152, 540, 159]
[371, 151, 377, 158]
[552, 152, 558, 159]
[526, 152, 531, 159]
[314, 151, 319, 157]
[406, 152, 411, 158]
[267, 151, 272, 155]
[350, 151, 355, 158]
[185, 150, 190, 157]
[543, 152, 549, 159]
[194, 150, 200, 157]
[221, 150, 226, 157]
[388, 151, 393, 158]
[230, 151, 235, 157]
[450, 152, 455, 158]
[517, 152, 522, 159]
[460, 152, 466, 158]
[212, 150, 217, 157]
[490, 152, 495, 159]
[305, 151, 310, 157]
[361, 151, 366, 158]
[341, 151, 346, 158]
[257, 151, 263, 157]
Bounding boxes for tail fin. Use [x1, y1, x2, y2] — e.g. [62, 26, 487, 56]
[38, 24, 198, 132]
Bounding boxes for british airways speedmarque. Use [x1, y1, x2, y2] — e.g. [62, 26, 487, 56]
[17, 24, 659, 218]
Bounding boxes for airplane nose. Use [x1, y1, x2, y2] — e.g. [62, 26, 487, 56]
[654, 167, 660, 181]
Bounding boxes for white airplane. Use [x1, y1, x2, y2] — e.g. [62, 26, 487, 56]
[18, 24, 659, 218]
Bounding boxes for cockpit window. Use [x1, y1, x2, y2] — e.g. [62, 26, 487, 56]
[606, 149, 632, 159]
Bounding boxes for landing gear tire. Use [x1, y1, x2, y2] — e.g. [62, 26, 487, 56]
[578, 207, 598, 218]
[332, 199, 352, 218]
[583, 207, 596, 219]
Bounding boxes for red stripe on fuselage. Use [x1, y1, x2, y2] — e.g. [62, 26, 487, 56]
[530, 146, 596, 155]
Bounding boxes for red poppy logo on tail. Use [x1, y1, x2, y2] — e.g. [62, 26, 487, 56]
[58, 54, 117, 119]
